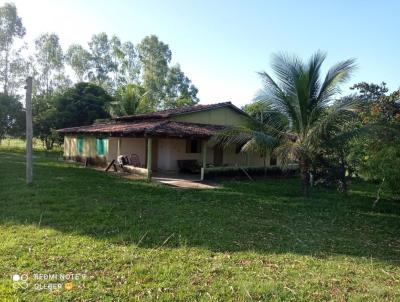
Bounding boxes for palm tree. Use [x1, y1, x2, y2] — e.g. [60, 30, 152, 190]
[219, 51, 358, 197]
[110, 83, 147, 116]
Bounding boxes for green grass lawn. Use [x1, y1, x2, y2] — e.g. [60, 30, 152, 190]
[0, 148, 399, 301]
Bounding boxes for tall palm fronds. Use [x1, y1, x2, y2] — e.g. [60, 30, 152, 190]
[218, 51, 358, 197]
[110, 83, 147, 116]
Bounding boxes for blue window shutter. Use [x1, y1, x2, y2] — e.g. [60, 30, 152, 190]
[77, 137, 84, 155]
[96, 138, 107, 156]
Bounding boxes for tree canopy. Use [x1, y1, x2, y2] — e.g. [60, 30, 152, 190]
[55, 82, 112, 129]
[0, 93, 24, 141]
[0, 2, 26, 95]
[219, 52, 358, 197]
[0, 2, 201, 149]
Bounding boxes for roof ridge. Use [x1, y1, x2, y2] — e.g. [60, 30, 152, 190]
[168, 120, 226, 128]
[113, 101, 236, 121]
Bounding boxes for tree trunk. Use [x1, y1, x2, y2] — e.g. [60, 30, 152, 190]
[338, 165, 347, 195]
[263, 156, 267, 177]
[299, 159, 310, 198]
[372, 178, 385, 208]
[45, 138, 54, 150]
[338, 153, 348, 195]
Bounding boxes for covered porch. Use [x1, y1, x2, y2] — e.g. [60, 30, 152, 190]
[59, 119, 272, 182]
[108, 136, 212, 181]
[108, 135, 268, 181]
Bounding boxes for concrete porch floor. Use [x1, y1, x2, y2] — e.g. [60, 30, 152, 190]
[94, 163, 219, 189]
[152, 172, 219, 189]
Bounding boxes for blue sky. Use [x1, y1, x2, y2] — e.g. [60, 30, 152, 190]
[8, 0, 400, 107]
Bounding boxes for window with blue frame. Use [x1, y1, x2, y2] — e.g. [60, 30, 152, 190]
[96, 138, 107, 156]
[77, 137, 84, 155]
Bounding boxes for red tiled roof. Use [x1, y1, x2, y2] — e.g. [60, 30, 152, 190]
[57, 102, 250, 138]
[57, 120, 226, 138]
[57, 120, 159, 135]
[148, 121, 226, 138]
[113, 101, 248, 121]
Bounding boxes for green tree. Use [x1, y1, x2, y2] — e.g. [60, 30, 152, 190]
[243, 100, 270, 123]
[0, 93, 24, 142]
[109, 35, 124, 89]
[317, 82, 394, 189]
[347, 83, 400, 202]
[66, 44, 92, 82]
[137, 35, 171, 111]
[65, 34, 197, 112]
[33, 33, 70, 95]
[243, 100, 288, 128]
[163, 64, 199, 109]
[66, 35, 140, 92]
[111, 83, 146, 116]
[0, 2, 26, 95]
[311, 97, 362, 194]
[32, 33, 70, 149]
[258, 52, 358, 197]
[87, 33, 116, 89]
[119, 41, 140, 85]
[32, 92, 60, 149]
[219, 52, 357, 197]
[55, 82, 112, 129]
[34, 82, 114, 149]
[365, 138, 400, 203]
[350, 82, 388, 102]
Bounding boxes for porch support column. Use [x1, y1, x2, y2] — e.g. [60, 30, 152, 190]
[117, 137, 122, 156]
[147, 137, 153, 181]
[201, 140, 207, 181]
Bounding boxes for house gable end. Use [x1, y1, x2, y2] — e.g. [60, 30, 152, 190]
[170, 106, 250, 126]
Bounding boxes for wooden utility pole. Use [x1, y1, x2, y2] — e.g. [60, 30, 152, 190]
[25, 77, 33, 184]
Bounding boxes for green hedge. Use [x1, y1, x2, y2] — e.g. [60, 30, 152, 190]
[203, 166, 298, 179]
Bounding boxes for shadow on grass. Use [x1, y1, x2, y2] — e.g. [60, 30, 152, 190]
[1, 150, 400, 265]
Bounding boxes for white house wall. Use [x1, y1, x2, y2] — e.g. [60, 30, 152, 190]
[157, 138, 202, 171]
[222, 145, 266, 167]
[108, 137, 118, 162]
[64, 135, 275, 171]
[157, 138, 268, 172]
[108, 137, 146, 166]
